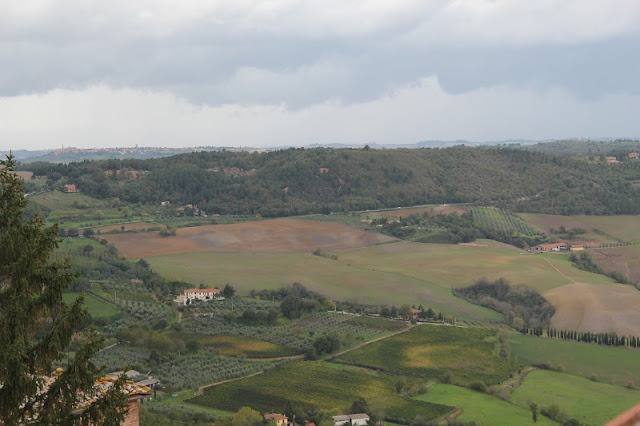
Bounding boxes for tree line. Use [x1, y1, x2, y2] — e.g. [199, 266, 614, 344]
[525, 327, 640, 348]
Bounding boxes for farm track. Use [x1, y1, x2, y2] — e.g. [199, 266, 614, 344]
[543, 258, 576, 283]
[198, 370, 264, 394]
[246, 354, 304, 361]
[326, 325, 413, 360]
[440, 408, 464, 422]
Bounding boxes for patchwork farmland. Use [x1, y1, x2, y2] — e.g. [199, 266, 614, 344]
[122, 217, 638, 333]
[101, 218, 396, 257]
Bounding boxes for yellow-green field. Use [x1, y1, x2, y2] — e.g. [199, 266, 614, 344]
[333, 325, 521, 386]
[192, 335, 298, 358]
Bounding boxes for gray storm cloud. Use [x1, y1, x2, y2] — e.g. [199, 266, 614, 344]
[1, 0, 639, 149]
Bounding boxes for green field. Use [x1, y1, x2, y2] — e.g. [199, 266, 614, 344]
[510, 333, 640, 385]
[414, 384, 555, 425]
[333, 241, 614, 293]
[144, 250, 500, 323]
[334, 325, 521, 386]
[29, 191, 107, 211]
[188, 361, 455, 423]
[62, 292, 121, 318]
[511, 370, 640, 425]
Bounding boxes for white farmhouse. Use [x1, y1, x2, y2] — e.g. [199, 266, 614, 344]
[333, 413, 370, 425]
[174, 288, 222, 305]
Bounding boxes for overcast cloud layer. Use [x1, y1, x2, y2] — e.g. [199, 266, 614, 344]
[2, 0, 640, 150]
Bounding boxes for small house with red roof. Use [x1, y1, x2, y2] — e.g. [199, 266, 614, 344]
[264, 413, 288, 426]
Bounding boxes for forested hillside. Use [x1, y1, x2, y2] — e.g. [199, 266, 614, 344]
[21, 147, 640, 216]
[520, 139, 640, 157]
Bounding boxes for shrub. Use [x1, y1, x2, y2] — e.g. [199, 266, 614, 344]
[469, 381, 487, 393]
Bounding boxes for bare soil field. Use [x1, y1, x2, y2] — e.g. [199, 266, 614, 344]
[589, 246, 640, 283]
[367, 205, 468, 218]
[14, 171, 33, 181]
[544, 282, 640, 336]
[102, 219, 396, 257]
[94, 222, 157, 233]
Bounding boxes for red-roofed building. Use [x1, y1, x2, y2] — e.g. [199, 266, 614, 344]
[18, 368, 152, 425]
[264, 413, 288, 426]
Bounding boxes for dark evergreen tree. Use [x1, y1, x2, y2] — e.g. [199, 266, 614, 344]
[0, 155, 128, 424]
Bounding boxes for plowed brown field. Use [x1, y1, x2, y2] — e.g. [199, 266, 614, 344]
[589, 246, 640, 283]
[544, 282, 640, 336]
[102, 219, 396, 257]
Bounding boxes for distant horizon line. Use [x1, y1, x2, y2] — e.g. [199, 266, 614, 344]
[4, 136, 640, 153]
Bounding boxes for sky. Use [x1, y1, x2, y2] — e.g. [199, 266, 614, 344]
[1, 0, 640, 150]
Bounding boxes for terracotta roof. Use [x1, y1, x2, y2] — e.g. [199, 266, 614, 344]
[184, 288, 220, 294]
[20, 368, 151, 423]
[265, 413, 287, 420]
[106, 370, 140, 379]
[136, 378, 160, 387]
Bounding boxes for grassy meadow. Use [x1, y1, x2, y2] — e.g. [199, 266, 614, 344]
[143, 239, 621, 325]
[333, 325, 522, 386]
[511, 370, 640, 425]
[414, 384, 555, 425]
[188, 361, 455, 423]
[144, 251, 501, 322]
[333, 241, 614, 292]
[510, 333, 640, 385]
[62, 292, 121, 318]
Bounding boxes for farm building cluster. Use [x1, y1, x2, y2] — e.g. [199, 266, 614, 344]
[530, 243, 583, 252]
